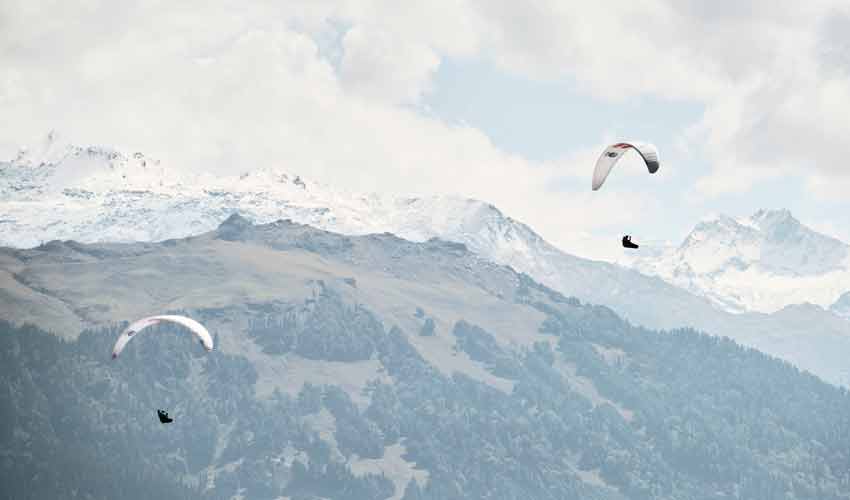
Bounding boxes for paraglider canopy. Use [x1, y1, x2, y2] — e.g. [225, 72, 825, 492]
[592, 142, 659, 191]
[111, 315, 213, 359]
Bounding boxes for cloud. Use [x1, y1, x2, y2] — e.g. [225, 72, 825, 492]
[805, 172, 850, 202]
[440, 0, 850, 198]
[2, 0, 665, 260]
[2, 0, 847, 259]
[339, 25, 440, 104]
[819, 7, 850, 74]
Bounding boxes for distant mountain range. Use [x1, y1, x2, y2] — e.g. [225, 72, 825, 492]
[3, 138, 850, 387]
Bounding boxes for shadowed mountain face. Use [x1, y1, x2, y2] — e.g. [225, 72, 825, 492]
[3, 216, 850, 499]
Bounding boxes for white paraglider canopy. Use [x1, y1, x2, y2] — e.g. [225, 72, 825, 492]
[592, 141, 660, 191]
[111, 315, 213, 359]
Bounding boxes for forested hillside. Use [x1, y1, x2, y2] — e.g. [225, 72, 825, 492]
[3, 272, 850, 499]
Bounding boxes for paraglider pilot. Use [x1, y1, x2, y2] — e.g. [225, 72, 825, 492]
[157, 409, 173, 424]
[622, 235, 639, 249]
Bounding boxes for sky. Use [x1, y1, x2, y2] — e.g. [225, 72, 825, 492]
[2, 0, 850, 260]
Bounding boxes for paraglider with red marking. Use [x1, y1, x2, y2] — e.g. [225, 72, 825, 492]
[592, 141, 660, 250]
[592, 141, 660, 191]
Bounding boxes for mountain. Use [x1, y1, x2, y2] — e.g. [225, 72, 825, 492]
[3, 217, 850, 499]
[4, 140, 850, 387]
[629, 210, 850, 314]
[0, 139, 714, 335]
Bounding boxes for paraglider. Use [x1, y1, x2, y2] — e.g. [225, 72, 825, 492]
[157, 409, 173, 424]
[592, 142, 659, 191]
[622, 235, 639, 249]
[592, 141, 660, 250]
[111, 315, 212, 426]
[111, 315, 213, 359]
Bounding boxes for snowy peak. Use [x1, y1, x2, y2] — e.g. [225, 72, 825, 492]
[2, 137, 167, 201]
[632, 209, 850, 313]
[751, 207, 793, 227]
[678, 209, 847, 276]
[752, 210, 848, 276]
[1, 135, 338, 202]
[10, 130, 64, 165]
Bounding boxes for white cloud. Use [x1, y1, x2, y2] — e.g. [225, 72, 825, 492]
[447, 0, 850, 198]
[2, 0, 848, 258]
[805, 173, 850, 203]
[339, 25, 440, 104]
[2, 0, 661, 259]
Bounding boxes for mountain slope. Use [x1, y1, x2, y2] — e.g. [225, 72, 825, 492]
[630, 210, 850, 313]
[3, 217, 850, 499]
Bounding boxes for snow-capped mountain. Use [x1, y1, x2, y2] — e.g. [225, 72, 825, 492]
[628, 210, 850, 314]
[1, 136, 511, 248]
[0, 137, 575, 299]
[1, 139, 732, 333]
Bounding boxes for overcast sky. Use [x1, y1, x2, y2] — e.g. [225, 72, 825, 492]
[2, 0, 850, 260]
